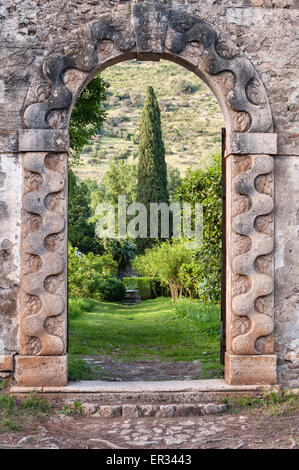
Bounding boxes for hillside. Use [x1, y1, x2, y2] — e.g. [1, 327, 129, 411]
[74, 60, 224, 182]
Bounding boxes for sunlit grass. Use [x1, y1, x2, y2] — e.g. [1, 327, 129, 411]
[68, 297, 222, 380]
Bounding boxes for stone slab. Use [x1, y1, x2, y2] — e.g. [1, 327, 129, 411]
[225, 353, 277, 385]
[16, 355, 68, 387]
[11, 378, 278, 393]
[0, 355, 14, 371]
[18, 129, 69, 152]
[227, 133, 277, 155]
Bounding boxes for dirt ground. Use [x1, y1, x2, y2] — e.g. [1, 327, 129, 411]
[0, 407, 298, 449]
[83, 356, 202, 381]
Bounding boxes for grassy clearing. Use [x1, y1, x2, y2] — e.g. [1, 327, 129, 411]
[68, 297, 222, 380]
[222, 391, 299, 417]
[0, 392, 52, 433]
[175, 299, 220, 336]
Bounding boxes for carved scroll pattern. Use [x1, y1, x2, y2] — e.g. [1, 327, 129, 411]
[23, 18, 135, 131]
[164, 13, 272, 133]
[20, 153, 67, 355]
[23, 4, 272, 134]
[231, 155, 274, 355]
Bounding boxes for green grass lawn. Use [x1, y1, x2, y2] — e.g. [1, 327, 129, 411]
[68, 297, 222, 381]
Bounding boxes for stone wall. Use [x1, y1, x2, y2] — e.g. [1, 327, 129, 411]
[0, 0, 298, 386]
[0, 155, 21, 354]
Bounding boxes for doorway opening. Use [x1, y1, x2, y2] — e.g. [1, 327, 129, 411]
[67, 59, 225, 383]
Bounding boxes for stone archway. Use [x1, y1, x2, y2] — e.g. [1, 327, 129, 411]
[16, 1, 278, 387]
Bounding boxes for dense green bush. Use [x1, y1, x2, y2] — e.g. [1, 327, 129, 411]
[175, 153, 222, 302]
[68, 170, 103, 255]
[68, 243, 118, 298]
[122, 277, 138, 290]
[97, 278, 126, 301]
[68, 297, 95, 320]
[122, 277, 153, 300]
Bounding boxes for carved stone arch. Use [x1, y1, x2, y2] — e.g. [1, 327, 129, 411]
[17, 1, 278, 387]
[22, 5, 273, 134]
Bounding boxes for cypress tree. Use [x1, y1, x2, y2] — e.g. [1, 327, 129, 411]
[136, 86, 169, 253]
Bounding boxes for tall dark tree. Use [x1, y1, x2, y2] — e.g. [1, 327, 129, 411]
[136, 86, 169, 252]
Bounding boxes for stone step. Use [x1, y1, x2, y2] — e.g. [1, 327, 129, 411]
[65, 402, 228, 418]
[122, 289, 142, 304]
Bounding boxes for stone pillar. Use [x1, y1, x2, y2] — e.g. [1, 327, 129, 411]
[16, 130, 69, 387]
[225, 133, 277, 385]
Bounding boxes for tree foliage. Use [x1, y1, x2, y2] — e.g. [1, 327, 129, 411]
[102, 238, 137, 276]
[133, 238, 193, 301]
[68, 243, 118, 298]
[68, 75, 109, 252]
[69, 76, 109, 155]
[167, 165, 182, 202]
[90, 160, 138, 210]
[68, 169, 103, 254]
[175, 153, 222, 302]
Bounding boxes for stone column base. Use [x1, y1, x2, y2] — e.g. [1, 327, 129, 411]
[16, 355, 68, 387]
[0, 355, 14, 371]
[225, 353, 277, 385]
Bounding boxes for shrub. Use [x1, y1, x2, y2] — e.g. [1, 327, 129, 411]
[133, 238, 194, 301]
[97, 278, 126, 301]
[175, 79, 198, 95]
[122, 277, 138, 290]
[68, 243, 118, 298]
[175, 153, 222, 302]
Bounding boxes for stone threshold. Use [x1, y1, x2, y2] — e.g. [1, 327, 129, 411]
[11, 379, 279, 394]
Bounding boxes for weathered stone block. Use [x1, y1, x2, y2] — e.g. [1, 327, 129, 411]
[18, 130, 69, 152]
[225, 353, 277, 385]
[140, 405, 160, 417]
[95, 405, 122, 418]
[122, 404, 141, 418]
[16, 355, 68, 387]
[204, 403, 221, 414]
[177, 404, 203, 416]
[0, 355, 13, 371]
[227, 133, 277, 156]
[160, 404, 177, 417]
[81, 403, 99, 416]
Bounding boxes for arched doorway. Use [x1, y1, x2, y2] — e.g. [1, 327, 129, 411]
[17, 3, 277, 387]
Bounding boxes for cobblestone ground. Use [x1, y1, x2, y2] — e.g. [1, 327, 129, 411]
[0, 410, 297, 449]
